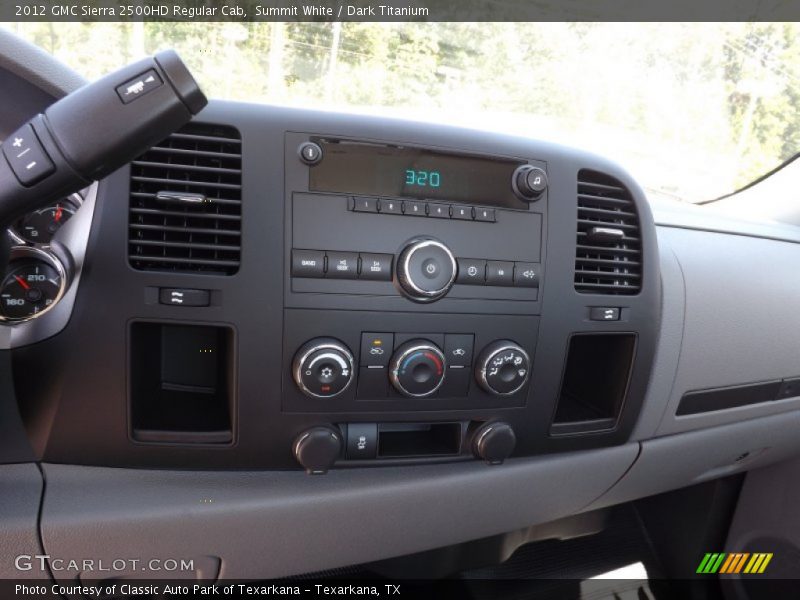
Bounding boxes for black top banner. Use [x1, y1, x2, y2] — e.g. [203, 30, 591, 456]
[3, 0, 800, 22]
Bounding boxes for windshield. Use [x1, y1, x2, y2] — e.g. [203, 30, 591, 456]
[3, 21, 799, 203]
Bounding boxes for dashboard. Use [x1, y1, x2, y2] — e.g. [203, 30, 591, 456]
[5, 31, 800, 584]
[4, 103, 662, 471]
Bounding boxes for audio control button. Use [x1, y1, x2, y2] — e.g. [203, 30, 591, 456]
[298, 141, 323, 165]
[486, 261, 514, 286]
[352, 196, 379, 212]
[379, 198, 402, 214]
[451, 205, 473, 220]
[514, 262, 540, 288]
[456, 258, 486, 285]
[428, 203, 450, 218]
[291, 249, 326, 278]
[475, 207, 496, 222]
[326, 251, 358, 279]
[358, 253, 392, 281]
[405, 200, 426, 216]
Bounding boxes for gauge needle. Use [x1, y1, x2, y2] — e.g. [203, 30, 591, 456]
[14, 276, 30, 290]
[54, 205, 63, 222]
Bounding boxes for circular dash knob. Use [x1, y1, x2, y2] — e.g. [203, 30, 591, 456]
[293, 426, 342, 474]
[473, 421, 516, 464]
[292, 338, 354, 399]
[475, 340, 531, 396]
[396, 239, 457, 302]
[512, 165, 548, 201]
[389, 339, 447, 398]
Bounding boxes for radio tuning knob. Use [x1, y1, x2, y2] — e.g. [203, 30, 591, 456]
[475, 340, 531, 396]
[396, 239, 457, 302]
[473, 421, 516, 465]
[293, 426, 342, 474]
[292, 338, 355, 399]
[512, 165, 548, 201]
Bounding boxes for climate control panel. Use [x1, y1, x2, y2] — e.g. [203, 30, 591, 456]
[285, 309, 538, 414]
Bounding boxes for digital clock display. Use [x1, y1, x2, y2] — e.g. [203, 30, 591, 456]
[308, 139, 528, 210]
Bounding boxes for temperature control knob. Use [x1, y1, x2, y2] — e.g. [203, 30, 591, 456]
[396, 239, 457, 302]
[292, 338, 354, 399]
[512, 165, 548, 201]
[476, 340, 531, 396]
[389, 340, 447, 398]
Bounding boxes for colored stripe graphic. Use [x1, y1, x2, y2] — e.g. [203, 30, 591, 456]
[719, 554, 736, 574]
[698, 553, 728, 574]
[732, 553, 750, 573]
[757, 553, 773, 573]
[696, 554, 714, 574]
[699, 552, 774, 575]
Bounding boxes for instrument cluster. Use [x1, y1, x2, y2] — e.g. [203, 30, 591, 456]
[1, 192, 80, 322]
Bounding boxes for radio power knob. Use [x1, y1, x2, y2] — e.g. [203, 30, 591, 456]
[512, 165, 548, 201]
[475, 340, 531, 396]
[396, 239, 457, 302]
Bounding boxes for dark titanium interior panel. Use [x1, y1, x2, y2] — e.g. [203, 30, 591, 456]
[10, 101, 661, 470]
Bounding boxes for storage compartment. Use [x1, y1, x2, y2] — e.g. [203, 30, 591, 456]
[129, 322, 234, 444]
[551, 333, 636, 435]
[377, 423, 462, 458]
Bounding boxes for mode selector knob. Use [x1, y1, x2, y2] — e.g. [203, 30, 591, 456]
[476, 340, 531, 396]
[512, 165, 548, 201]
[396, 239, 457, 302]
[389, 340, 447, 398]
[292, 338, 355, 399]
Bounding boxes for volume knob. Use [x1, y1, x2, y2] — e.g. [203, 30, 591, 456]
[396, 239, 457, 302]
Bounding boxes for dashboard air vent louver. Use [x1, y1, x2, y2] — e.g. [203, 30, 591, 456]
[574, 169, 641, 294]
[128, 123, 242, 275]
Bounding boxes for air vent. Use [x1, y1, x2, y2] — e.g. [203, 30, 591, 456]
[128, 123, 242, 275]
[575, 169, 641, 294]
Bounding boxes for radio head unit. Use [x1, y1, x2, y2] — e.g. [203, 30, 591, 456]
[308, 139, 531, 210]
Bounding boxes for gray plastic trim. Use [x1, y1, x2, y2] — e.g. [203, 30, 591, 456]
[588, 409, 800, 512]
[630, 227, 686, 440]
[40, 445, 638, 580]
[0, 463, 46, 579]
[645, 226, 800, 435]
